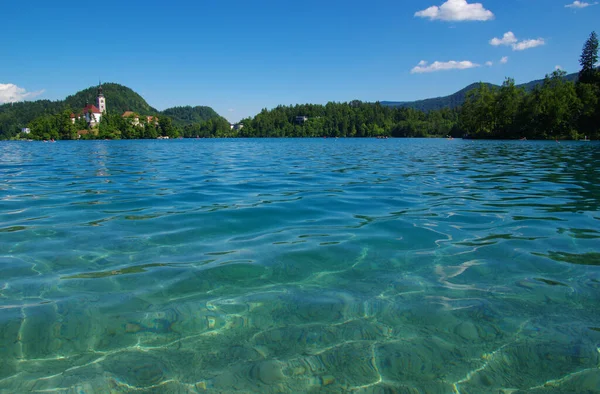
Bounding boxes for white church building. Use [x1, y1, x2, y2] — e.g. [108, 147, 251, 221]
[70, 84, 106, 126]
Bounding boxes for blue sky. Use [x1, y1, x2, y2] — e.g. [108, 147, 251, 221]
[1, 0, 598, 122]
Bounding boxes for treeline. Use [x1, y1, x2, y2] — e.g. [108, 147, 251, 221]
[12, 32, 599, 141]
[26, 111, 177, 140]
[236, 102, 458, 138]
[24, 110, 235, 140]
[459, 32, 599, 140]
[235, 32, 599, 140]
[459, 71, 599, 140]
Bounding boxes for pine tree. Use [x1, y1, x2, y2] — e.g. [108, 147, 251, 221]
[579, 31, 599, 84]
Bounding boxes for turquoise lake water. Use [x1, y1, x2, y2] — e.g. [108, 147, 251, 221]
[1, 138, 599, 393]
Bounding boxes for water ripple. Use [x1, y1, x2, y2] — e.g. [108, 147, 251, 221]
[1, 139, 599, 392]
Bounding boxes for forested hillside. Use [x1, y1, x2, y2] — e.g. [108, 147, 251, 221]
[63, 83, 158, 115]
[161, 106, 222, 127]
[382, 73, 579, 112]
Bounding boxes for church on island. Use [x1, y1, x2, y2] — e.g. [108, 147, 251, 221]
[70, 84, 106, 127]
[70, 83, 158, 132]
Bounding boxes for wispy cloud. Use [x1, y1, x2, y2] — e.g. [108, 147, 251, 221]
[0, 83, 44, 104]
[555, 65, 564, 70]
[490, 31, 545, 51]
[415, 0, 494, 21]
[512, 38, 545, 51]
[411, 60, 480, 73]
[565, 1, 598, 8]
[485, 61, 493, 66]
[500, 56, 509, 64]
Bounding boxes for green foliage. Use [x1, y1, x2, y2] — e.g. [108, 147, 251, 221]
[63, 83, 158, 115]
[0, 83, 226, 140]
[161, 106, 221, 127]
[5, 32, 600, 141]
[181, 117, 232, 138]
[382, 73, 578, 112]
[0, 83, 158, 140]
[234, 101, 458, 138]
[456, 71, 598, 140]
[579, 31, 599, 85]
[27, 110, 77, 141]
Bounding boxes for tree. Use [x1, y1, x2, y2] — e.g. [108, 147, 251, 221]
[459, 83, 496, 137]
[495, 78, 525, 138]
[579, 31, 599, 84]
[535, 70, 581, 139]
[159, 116, 178, 138]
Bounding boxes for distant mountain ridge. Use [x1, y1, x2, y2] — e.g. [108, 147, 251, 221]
[381, 72, 579, 112]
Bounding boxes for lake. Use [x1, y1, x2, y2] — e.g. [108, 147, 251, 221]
[1, 138, 599, 393]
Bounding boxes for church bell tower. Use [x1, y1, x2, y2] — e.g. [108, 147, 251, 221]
[97, 82, 106, 113]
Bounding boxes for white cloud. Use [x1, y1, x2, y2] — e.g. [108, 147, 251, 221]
[512, 38, 545, 51]
[555, 65, 563, 70]
[228, 108, 235, 112]
[411, 60, 480, 73]
[500, 56, 509, 64]
[0, 83, 44, 104]
[490, 32, 545, 51]
[565, 1, 598, 8]
[415, 0, 494, 21]
[490, 31, 517, 46]
[485, 61, 493, 66]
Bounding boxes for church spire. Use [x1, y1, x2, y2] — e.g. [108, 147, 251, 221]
[97, 80, 104, 97]
[96, 81, 106, 113]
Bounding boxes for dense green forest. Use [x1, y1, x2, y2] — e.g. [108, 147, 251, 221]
[6, 32, 599, 141]
[381, 73, 578, 112]
[162, 106, 222, 127]
[236, 102, 458, 138]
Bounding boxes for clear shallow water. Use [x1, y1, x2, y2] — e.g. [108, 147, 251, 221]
[1, 138, 599, 393]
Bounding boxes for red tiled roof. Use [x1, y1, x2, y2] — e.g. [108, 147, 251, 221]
[122, 111, 138, 117]
[83, 104, 101, 114]
[70, 113, 76, 118]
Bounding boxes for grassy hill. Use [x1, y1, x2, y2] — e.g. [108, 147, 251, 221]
[381, 72, 579, 112]
[0, 83, 224, 139]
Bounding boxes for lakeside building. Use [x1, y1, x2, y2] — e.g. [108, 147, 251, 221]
[295, 116, 308, 124]
[122, 112, 159, 126]
[70, 84, 106, 127]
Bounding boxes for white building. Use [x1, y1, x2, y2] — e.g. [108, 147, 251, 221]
[71, 84, 106, 127]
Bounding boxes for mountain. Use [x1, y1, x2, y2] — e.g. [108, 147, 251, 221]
[381, 72, 580, 112]
[0, 83, 223, 139]
[161, 106, 224, 127]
